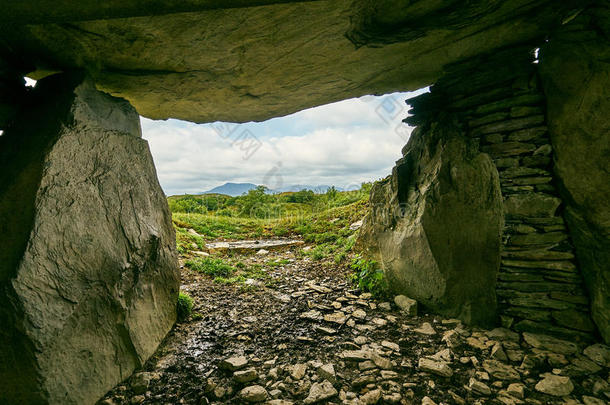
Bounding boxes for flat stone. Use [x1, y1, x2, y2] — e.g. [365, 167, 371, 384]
[418, 358, 453, 377]
[469, 378, 492, 396]
[303, 380, 338, 404]
[473, 115, 545, 136]
[583, 344, 610, 367]
[507, 382, 525, 399]
[352, 309, 367, 319]
[359, 389, 382, 404]
[582, 396, 607, 405]
[534, 374, 574, 397]
[503, 193, 561, 218]
[394, 295, 417, 315]
[219, 356, 249, 371]
[341, 350, 371, 361]
[289, 363, 307, 380]
[522, 332, 578, 355]
[131, 372, 152, 395]
[508, 232, 568, 247]
[324, 312, 347, 325]
[381, 341, 400, 352]
[414, 322, 436, 335]
[317, 364, 335, 383]
[239, 385, 267, 403]
[501, 249, 574, 261]
[482, 141, 537, 157]
[421, 396, 437, 405]
[552, 310, 596, 332]
[315, 326, 337, 335]
[300, 310, 323, 321]
[234, 368, 258, 383]
[482, 360, 520, 381]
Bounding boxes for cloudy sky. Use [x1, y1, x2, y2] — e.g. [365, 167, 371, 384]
[140, 89, 428, 195]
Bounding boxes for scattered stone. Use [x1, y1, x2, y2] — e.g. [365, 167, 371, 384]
[359, 389, 382, 404]
[130, 372, 152, 395]
[352, 309, 367, 320]
[394, 295, 418, 315]
[317, 363, 336, 383]
[256, 249, 269, 256]
[219, 356, 249, 371]
[349, 220, 363, 231]
[418, 358, 453, 377]
[583, 344, 610, 367]
[303, 380, 338, 404]
[491, 343, 509, 362]
[289, 363, 307, 380]
[482, 360, 520, 381]
[534, 374, 574, 397]
[239, 385, 267, 402]
[522, 332, 578, 355]
[469, 378, 492, 396]
[379, 302, 391, 311]
[300, 310, 323, 321]
[414, 322, 436, 335]
[234, 368, 258, 383]
[324, 312, 347, 324]
[381, 341, 400, 352]
[582, 396, 607, 405]
[507, 383, 525, 399]
[315, 326, 337, 335]
[421, 396, 437, 405]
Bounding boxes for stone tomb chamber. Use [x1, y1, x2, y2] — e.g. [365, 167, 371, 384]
[0, 1, 608, 404]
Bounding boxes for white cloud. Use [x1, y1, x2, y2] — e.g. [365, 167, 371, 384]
[141, 90, 427, 195]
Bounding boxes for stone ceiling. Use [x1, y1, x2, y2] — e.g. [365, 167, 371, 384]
[0, 0, 586, 123]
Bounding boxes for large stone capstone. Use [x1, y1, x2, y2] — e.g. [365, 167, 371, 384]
[0, 0, 583, 123]
[0, 72, 179, 404]
[359, 118, 504, 326]
[539, 6, 610, 343]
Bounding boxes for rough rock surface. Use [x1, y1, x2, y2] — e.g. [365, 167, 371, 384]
[0, 1, 582, 122]
[0, 73, 179, 404]
[359, 118, 503, 326]
[539, 6, 610, 344]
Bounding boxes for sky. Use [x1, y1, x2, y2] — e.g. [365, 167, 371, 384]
[142, 89, 428, 196]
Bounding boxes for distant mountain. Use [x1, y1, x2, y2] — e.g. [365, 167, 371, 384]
[201, 182, 258, 197]
[274, 184, 336, 193]
[201, 182, 358, 196]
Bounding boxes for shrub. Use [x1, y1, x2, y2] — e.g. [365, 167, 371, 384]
[350, 255, 387, 298]
[177, 292, 194, 322]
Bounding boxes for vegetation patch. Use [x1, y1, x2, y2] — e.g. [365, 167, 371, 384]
[177, 292, 194, 322]
[350, 255, 388, 299]
[185, 257, 236, 277]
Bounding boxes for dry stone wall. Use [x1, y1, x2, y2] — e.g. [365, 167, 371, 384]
[399, 45, 597, 341]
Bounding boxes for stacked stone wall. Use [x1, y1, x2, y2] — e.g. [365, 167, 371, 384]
[406, 45, 596, 340]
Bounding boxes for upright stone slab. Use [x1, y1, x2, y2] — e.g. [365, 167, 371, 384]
[0, 73, 179, 404]
[359, 118, 504, 326]
[539, 6, 610, 343]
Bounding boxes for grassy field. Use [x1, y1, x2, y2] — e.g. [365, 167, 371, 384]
[170, 184, 386, 297]
[171, 185, 371, 258]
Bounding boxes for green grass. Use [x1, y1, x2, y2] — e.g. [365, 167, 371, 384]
[350, 255, 388, 298]
[185, 257, 235, 277]
[177, 292, 194, 322]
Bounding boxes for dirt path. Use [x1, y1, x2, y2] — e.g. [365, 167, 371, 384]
[99, 246, 610, 405]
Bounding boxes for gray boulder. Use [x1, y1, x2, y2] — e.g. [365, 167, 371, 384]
[0, 72, 179, 404]
[359, 121, 503, 326]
